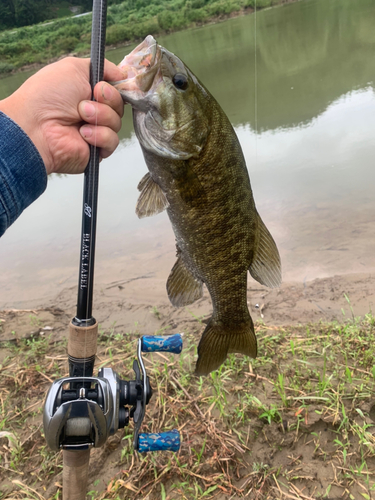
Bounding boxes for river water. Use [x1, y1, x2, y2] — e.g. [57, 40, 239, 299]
[1, 0, 375, 307]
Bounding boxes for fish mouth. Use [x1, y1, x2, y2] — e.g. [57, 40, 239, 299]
[112, 35, 161, 98]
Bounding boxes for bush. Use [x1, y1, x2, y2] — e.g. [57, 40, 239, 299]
[106, 24, 134, 45]
[157, 10, 174, 30]
[0, 41, 31, 55]
[106, 13, 116, 27]
[64, 25, 82, 38]
[132, 19, 160, 39]
[186, 6, 209, 22]
[0, 62, 15, 73]
[55, 36, 79, 53]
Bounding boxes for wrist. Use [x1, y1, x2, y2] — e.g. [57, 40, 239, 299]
[0, 96, 52, 174]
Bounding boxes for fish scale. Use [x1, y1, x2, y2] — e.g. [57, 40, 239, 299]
[114, 35, 281, 375]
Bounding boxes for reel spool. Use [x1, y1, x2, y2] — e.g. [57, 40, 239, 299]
[43, 334, 182, 453]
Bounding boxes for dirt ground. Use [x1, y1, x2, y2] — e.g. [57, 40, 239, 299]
[1, 271, 375, 499]
[1, 271, 374, 347]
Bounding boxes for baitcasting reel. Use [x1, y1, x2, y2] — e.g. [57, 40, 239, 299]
[43, 334, 182, 453]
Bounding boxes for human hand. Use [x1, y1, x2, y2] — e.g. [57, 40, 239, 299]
[0, 57, 124, 175]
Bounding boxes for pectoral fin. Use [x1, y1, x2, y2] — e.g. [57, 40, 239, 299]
[136, 172, 169, 218]
[167, 256, 203, 307]
[249, 213, 282, 288]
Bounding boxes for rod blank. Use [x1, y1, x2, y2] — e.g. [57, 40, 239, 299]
[76, 0, 107, 322]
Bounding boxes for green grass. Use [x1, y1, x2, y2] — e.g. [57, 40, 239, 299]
[54, 2, 80, 19]
[0, 0, 285, 75]
[1, 312, 375, 499]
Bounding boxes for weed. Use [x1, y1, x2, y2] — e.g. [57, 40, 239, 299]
[260, 404, 282, 425]
[150, 306, 161, 320]
[275, 372, 288, 407]
[29, 315, 43, 329]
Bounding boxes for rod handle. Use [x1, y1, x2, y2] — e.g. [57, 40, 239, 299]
[138, 429, 180, 452]
[141, 334, 183, 354]
[63, 449, 90, 500]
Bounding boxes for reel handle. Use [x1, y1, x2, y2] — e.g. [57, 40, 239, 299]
[138, 429, 180, 452]
[141, 334, 183, 354]
[136, 334, 182, 452]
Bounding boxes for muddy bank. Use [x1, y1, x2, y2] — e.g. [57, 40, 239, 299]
[1, 271, 375, 499]
[1, 272, 374, 347]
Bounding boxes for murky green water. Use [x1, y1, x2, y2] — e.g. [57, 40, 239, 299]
[1, 0, 375, 306]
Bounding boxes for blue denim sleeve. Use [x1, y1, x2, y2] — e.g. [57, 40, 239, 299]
[0, 111, 47, 237]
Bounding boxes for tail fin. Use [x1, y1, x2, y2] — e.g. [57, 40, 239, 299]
[195, 317, 257, 376]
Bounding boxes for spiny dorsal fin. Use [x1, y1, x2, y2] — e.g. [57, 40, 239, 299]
[167, 255, 203, 307]
[249, 213, 282, 288]
[136, 172, 169, 219]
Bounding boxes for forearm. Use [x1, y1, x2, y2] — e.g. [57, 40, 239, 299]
[0, 111, 47, 237]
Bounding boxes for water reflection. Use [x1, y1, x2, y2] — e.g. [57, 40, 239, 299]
[103, 0, 375, 141]
[0, 0, 375, 306]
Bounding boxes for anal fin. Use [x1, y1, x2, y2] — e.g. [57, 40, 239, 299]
[249, 213, 282, 288]
[136, 172, 169, 218]
[167, 256, 203, 307]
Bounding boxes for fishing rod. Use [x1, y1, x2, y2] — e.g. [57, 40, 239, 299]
[42, 1, 181, 498]
[59, 0, 107, 495]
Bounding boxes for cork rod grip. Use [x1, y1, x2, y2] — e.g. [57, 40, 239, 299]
[63, 449, 90, 500]
[68, 321, 98, 359]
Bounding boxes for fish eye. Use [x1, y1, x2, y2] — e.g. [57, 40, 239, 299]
[172, 73, 188, 91]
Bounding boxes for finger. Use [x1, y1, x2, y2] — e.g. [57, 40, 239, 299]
[93, 81, 124, 118]
[78, 100, 122, 132]
[103, 59, 125, 83]
[80, 125, 120, 158]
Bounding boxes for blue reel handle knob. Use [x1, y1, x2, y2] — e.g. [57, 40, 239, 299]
[141, 334, 183, 354]
[138, 429, 180, 452]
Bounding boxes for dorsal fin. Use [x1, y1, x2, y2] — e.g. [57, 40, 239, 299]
[249, 213, 282, 288]
[136, 172, 169, 218]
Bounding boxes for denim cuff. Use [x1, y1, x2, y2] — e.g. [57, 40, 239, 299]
[0, 111, 47, 237]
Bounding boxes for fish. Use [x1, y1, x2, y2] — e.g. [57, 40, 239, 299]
[113, 35, 282, 375]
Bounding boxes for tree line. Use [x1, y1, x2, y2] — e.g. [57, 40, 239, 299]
[0, 0, 94, 29]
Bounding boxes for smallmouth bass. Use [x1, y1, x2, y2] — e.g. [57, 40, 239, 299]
[113, 35, 281, 375]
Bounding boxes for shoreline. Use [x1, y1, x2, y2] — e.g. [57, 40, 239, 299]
[1, 271, 374, 347]
[2, 0, 302, 78]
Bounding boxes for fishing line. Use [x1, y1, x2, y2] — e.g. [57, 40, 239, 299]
[254, 0, 258, 168]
